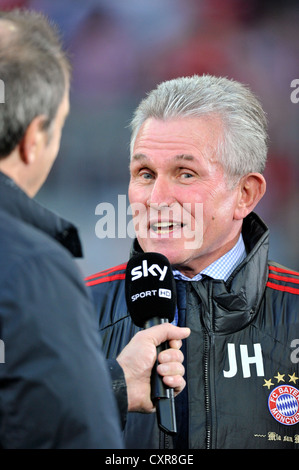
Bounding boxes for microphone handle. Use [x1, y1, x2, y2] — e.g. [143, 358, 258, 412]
[144, 317, 177, 435]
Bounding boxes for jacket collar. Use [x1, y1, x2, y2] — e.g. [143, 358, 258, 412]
[194, 213, 269, 332]
[131, 212, 269, 333]
[0, 171, 83, 257]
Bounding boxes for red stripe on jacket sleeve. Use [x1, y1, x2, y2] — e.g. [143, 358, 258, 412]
[266, 281, 299, 295]
[85, 273, 126, 287]
[268, 273, 299, 285]
[85, 262, 127, 281]
[269, 265, 299, 277]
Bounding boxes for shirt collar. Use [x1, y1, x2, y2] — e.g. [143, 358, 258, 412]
[173, 234, 246, 282]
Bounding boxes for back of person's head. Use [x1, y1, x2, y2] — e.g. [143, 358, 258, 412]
[130, 75, 269, 186]
[0, 9, 70, 158]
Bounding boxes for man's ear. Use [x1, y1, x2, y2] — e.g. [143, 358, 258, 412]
[234, 173, 266, 220]
[19, 115, 48, 165]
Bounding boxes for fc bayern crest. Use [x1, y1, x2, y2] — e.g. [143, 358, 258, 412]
[268, 385, 299, 426]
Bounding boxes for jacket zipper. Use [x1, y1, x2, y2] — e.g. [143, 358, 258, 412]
[204, 328, 211, 449]
[159, 429, 171, 449]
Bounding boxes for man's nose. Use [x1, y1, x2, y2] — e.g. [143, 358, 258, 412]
[147, 176, 176, 207]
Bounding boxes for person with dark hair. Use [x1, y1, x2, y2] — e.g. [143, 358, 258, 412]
[87, 75, 299, 449]
[0, 10, 189, 449]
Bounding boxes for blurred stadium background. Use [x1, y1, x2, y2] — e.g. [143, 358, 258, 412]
[1, 0, 298, 277]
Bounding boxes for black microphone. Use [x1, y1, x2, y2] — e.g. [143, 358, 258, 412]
[125, 252, 177, 435]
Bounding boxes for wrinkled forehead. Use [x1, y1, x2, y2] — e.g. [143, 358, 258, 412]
[131, 116, 224, 166]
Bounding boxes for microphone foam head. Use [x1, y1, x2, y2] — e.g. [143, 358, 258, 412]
[125, 252, 177, 328]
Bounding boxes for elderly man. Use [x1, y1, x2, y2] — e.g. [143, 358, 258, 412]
[87, 75, 299, 449]
[0, 10, 189, 449]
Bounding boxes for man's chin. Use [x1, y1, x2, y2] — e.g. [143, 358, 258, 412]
[138, 241, 187, 265]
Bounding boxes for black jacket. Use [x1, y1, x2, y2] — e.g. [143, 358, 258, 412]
[87, 212, 299, 449]
[0, 172, 124, 449]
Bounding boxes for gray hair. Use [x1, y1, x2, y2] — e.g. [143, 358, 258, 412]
[0, 9, 70, 158]
[130, 75, 268, 184]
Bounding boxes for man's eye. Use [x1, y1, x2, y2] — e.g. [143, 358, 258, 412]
[181, 172, 194, 179]
[140, 171, 153, 179]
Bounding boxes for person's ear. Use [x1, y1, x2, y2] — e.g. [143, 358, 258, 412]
[234, 173, 266, 220]
[19, 115, 48, 165]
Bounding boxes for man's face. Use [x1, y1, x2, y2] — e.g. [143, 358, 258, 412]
[128, 116, 243, 277]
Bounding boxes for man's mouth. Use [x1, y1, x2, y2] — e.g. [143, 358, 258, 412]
[150, 221, 184, 234]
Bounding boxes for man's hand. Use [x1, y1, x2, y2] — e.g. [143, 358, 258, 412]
[116, 324, 190, 413]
